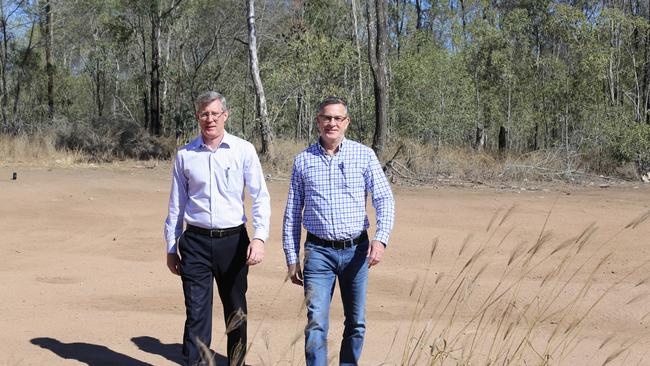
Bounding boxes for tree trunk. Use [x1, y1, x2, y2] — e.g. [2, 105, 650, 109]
[498, 126, 507, 153]
[367, 0, 389, 160]
[149, 0, 162, 136]
[241, 92, 246, 139]
[12, 19, 36, 132]
[642, 9, 650, 124]
[44, 0, 54, 119]
[296, 92, 302, 140]
[0, 4, 9, 133]
[112, 59, 117, 116]
[501, 81, 511, 153]
[95, 58, 104, 116]
[351, 0, 365, 140]
[474, 72, 486, 150]
[564, 77, 571, 177]
[608, 18, 623, 106]
[139, 15, 150, 131]
[415, 0, 424, 30]
[532, 26, 541, 150]
[247, 0, 273, 158]
[475, 126, 486, 151]
[162, 29, 172, 135]
[393, 0, 406, 59]
[459, 0, 468, 44]
[176, 42, 185, 140]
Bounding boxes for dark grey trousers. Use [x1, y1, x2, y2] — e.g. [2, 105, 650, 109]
[179, 228, 249, 366]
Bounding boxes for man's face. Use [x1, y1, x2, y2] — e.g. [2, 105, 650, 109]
[317, 103, 349, 144]
[196, 99, 229, 141]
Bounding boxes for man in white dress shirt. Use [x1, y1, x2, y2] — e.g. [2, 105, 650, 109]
[164, 91, 271, 366]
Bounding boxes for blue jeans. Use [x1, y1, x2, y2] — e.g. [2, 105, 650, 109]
[303, 239, 369, 366]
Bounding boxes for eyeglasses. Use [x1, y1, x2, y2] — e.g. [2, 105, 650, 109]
[199, 111, 226, 120]
[317, 114, 348, 124]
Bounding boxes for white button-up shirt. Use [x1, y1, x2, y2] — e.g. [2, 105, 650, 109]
[164, 132, 271, 253]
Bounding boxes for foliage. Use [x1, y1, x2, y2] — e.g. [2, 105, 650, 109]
[609, 118, 650, 175]
[393, 38, 475, 146]
[0, 0, 649, 179]
[55, 115, 175, 161]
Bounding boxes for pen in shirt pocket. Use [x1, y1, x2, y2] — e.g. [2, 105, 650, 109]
[339, 162, 348, 186]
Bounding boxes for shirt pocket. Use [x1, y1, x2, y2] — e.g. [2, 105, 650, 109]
[342, 163, 366, 196]
[226, 166, 244, 192]
[215, 158, 244, 193]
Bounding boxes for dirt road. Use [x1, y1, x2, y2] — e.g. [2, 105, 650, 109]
[1, 165, 648, 365]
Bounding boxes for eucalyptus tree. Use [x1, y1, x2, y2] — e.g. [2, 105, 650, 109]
[0, 0, 26, 132]
[247, 0, 273, 158]
[367, 0, 389, 159]
[40, 0, 53, 118]
[261, 0, 360, 142]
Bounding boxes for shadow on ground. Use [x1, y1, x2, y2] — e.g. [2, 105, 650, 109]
[29, 336, 229, 365]
[31, 337, 151, 365]
[131, 336, 184, 365]
[131, 336, 231, 366]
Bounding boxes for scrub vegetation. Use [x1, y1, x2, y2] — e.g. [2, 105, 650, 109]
[0, 1, 649, 181]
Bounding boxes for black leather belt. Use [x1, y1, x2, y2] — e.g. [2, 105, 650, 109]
[307, 231, 368, 249]
[186, 224, 244, 238]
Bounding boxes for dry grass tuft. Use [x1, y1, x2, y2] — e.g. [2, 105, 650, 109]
[197, 338, 216, 366]
[458, 234, 472, 257]
[395, 203, 650, 365]
[225, 309, 246, 335]
[378, 139, 641, 185]
[230, 341, 245, 366]
[625, 210, 650, 229]
[0, 133, 86, 165]
[635, 276, 650, 288]
[4, 134, 642, 184]
[599, 333, 616, 350]
[260, 139, 306, 177]
[602, 347, 628, 366]
[625, 293, 649, 305]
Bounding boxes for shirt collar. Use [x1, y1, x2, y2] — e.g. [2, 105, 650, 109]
[198, 131, 232, 150]
[317, 137, 346, 155]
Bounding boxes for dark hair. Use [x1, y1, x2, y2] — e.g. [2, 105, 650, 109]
[195, 91, 228, 112]
[317, 96, 348, 115]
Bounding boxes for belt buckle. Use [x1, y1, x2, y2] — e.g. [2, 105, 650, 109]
[344, 238, 354, 248]
[333, 239, 353, 249]
[209, 229, 223, 238]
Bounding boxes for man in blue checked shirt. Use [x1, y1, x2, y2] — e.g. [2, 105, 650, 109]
[283, 97, 395, 365]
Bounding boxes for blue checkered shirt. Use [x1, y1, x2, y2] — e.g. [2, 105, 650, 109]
[282, 138, 395, 265]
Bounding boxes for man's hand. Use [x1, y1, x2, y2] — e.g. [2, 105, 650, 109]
[367, 240, 385, 268]
[167, 253, 182, 275]
[287, 263, 303, 286]
[246, 238, 265, 266]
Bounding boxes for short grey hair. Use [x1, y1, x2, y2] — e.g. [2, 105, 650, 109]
[195, 91, 228, 112]
[317, 96, 348, 115]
